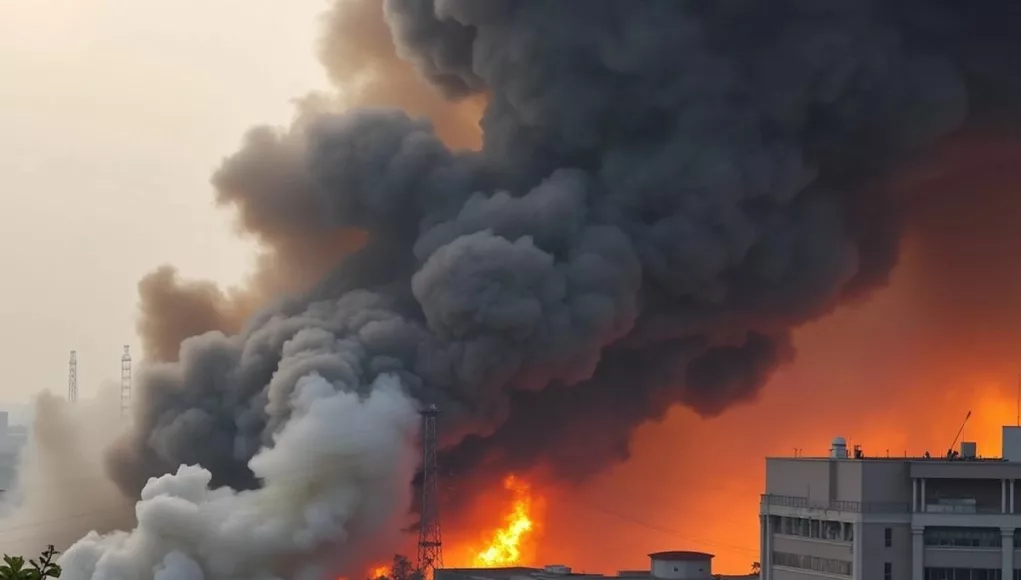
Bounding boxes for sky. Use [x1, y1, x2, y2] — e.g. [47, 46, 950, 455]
[5, 2, 1021, 574]
[0, 0, 331, 408]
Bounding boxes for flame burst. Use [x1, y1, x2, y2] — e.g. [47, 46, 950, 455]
[472, 475, 538, 567]
[368, 565, 391, 579]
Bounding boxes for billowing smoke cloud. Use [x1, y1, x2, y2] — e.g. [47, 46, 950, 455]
[64, 375, 418, 580]
[68, 0, 1021, 577]
[134, 0, 479, 363]
[1, 387, 132, 556]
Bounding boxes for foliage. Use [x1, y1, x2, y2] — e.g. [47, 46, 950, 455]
[0, 546, 61, 580]
[369, 554, 424, 580]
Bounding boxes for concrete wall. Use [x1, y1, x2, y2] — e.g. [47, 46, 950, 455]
[772, 569, 830, 580]
[911, 461, 1021, 480]
[1004, 426, 1021, 461]
[765, 459, 863, 503]
[861, 461, 912, 503]
[833, 461, 864, 502]
[924, 547, 1001, 569]
[766, 459, 833, 503]
[855, 523, 911, 580]
[773, 535, 851, 561]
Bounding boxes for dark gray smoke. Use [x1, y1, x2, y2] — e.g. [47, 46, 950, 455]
[94, 0, 1021, 571]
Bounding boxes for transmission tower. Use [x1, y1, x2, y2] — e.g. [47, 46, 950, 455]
[120, 345, 131, 418]
[67, 350, 77, 403]
[417, 404, 443, 576]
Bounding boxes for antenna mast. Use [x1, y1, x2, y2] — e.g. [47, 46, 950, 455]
[947, 410, 971, 459]
[68, 350, 77, 403]
[120, 345, 132, 418]
[418, 404, 443, 576]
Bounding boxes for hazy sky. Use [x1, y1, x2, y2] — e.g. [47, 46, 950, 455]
[0, 0, 331, 406]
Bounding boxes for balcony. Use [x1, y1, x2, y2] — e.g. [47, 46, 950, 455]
[923, 501, 1003, 514]
[761, 494, 910, 514]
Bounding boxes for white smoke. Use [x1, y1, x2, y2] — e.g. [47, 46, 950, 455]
[58, 373, 420, 580]
[0, 386, 132, 557]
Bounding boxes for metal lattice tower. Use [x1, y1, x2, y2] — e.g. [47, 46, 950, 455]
[67, 351, 77, 403]
[120, 345, 131, 418]
[417, 404, 443, 575]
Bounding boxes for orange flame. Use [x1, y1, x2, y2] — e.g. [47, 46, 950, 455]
[472, 475, 538, 567]
[368, 566, 391, 579]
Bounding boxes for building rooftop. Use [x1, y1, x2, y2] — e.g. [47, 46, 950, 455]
[770, 425, 1021, 463]
[647, 551, 713, 561]
[437, 549, 747, 580]
[767, 454, 1006, 462]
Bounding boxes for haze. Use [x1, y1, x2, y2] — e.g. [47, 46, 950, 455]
[0, 0, 328, 405]
[5, 2, 1021, 576]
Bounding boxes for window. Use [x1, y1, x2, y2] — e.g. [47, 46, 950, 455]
[885, 563, 892, 580]
[885, 527, 893, 547]
[772, 552, 851, 577]
[775, 516, 849, 542]
[926, 569, 1002, 580]
[924, 526, 1002, 547]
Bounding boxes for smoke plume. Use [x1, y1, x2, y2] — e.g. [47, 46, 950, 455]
[63, 375, 418, 580]
[65, 0, 1021, 577]
[134, 0, 480, 364]
[1, 387, 131, 557]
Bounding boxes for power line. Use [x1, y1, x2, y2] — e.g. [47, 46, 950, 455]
[0, 423, 756, 564]
[0, 470, 757, 565]
[561, 495, 758, 556]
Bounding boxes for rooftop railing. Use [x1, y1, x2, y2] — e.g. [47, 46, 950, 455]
[761, 493, 910, 513]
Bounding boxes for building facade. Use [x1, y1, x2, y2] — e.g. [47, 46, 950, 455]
[760, 427, 1021, 580]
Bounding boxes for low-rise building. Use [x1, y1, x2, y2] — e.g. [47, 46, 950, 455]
[437, 551, 755, 580]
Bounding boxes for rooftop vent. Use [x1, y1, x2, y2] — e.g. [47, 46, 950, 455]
[961, 441, 977, 459]
[830, 436, 848, 459]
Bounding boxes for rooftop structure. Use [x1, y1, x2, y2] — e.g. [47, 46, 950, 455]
[760, 425, 1021, 580]
[436, 551, 755, 580]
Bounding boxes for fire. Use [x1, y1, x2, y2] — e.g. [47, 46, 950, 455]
[368, 565, 391, 579]
[471, 475, 539, 568]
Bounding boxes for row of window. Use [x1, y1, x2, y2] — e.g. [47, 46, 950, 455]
[785, 522, 1018, 549]
[775, 516, 851, 541]
[924, 569, 1007, 580]
[925, 527, 1003, 547]
[910, 568, 1021, 580]
[920, 526, 1021, 548]
[772, 551, 852, 576]
[776, 562, 1011, 580]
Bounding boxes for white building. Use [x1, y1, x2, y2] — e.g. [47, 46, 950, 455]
[761, 426, 1021, 580]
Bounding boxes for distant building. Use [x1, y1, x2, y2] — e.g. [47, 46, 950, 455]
[436, 551, 756, 580]
[0, 411, 26, 490]
[760, 426, 1021, 580]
